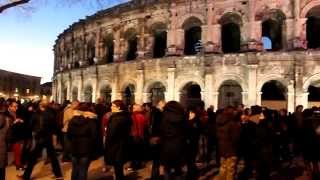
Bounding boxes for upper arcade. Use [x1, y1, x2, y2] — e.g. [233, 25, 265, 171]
[53, 0, 320, 73]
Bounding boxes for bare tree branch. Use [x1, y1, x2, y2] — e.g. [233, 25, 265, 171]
[0, 0, 31, 13]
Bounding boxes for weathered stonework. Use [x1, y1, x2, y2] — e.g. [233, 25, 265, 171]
[52, 0, 320, 112]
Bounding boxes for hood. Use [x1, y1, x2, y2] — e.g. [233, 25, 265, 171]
[73, 110, 97, 119]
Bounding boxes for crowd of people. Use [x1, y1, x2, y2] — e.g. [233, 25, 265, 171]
[0, 97, 320, 180]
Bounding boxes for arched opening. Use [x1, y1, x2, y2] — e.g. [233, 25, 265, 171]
[261, 80, 287, 110]
[122, 84, 135, 106]
[220, 13, 242, 53]
[307, 80, 320, 107]
[183, 17, 202, 55]
[72, 87, 78, 101]
[84, 85, 93, 103]
[218, 80, 243, 109]
[87, 40, 95, 65]
[148, 82, 166, 106]
[103, 34, 114, 63]
[74, 62, 80, 68]
[125, 29, 138, 61]
[100, 85, 112, 104]
[152, 23, 167, 58]
[261, 10, 285, 51]
[180, 82, 202, 108]
[306, 6, 320, 49]
[62, 87, 68, 103]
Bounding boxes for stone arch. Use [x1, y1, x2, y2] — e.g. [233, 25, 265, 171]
[179, 81, 202, 108]
[218, 80, 243, 109]
[182, 16, 203, 55]
[102, 33, 114, 63]
[144, 80, 167, 93]
[122, 83, 136, 106]
[305, 5, 320, 48]
[260, 9, 286, 51]
[257, 75, 288, 92]
[83, 84, 93, 103]
[214, 74, 247, 93]
[177, 78, 205, 93]
[71, 86, 78, 101]
[301, 0, 320, 18]
[178, 13, 205, 29]
[260, 80, 288, 110]
[86, 38, 96, 65]
[219, 12, 243, 53]
[303, 73, 320, 92]
[145, 81, 166, 106]
[124, 28, 138, 61]
[150, 22, 167, 58]
[99, 83, 112, 104]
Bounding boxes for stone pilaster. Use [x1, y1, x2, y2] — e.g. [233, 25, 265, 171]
[166, 67, 176, 101]
[247, 65, 258, 106]
[136, 69, 144, 104]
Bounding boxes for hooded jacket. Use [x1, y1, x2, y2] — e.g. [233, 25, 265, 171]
[67, 111, 97, 158]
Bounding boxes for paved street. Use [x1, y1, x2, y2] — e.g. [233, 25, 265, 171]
[5, 156, 313, 180]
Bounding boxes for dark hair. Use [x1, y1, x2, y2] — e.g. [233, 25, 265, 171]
[7, 98, 17, 106]
[295, 105, 303, 111]
[77, 103, 95, 113]
[112, 100, 126, 111]
[251, 105, 262, 115]
[164, 101, 185, 114]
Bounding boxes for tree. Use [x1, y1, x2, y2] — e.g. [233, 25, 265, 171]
[0, 0, 124, 14]
[0, 0, 30, 13]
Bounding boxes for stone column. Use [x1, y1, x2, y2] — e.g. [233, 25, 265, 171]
[287, 82, 295, 112]
[176, 29, 184, 55]
[212, 91, 219, 109]
[247, 65, 258, 106]
[204, 73, 213, 108]
[78, 71, 84, 102]
[293, 18, 308, 49]
[296, 91, 309, 109]
[212, 24, 221, 52]
[166, 67, 176, 101]
[57, 75, 62, 104]
[256, 91, 262, 106]
[143, 92, 151, 103]
[113, 30, 121, 62]
[67, 73, 72, 100]
[242, 91, 248, 106]
[136, 69, 144, 104]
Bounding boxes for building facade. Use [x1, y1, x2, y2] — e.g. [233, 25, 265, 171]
[0, 69, 41, 99]
[53, 0, 320, 112]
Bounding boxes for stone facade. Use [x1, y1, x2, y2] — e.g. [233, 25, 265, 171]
[53, 0, 320, 112]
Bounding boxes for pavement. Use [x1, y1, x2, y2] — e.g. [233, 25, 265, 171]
[5, 155, 313, 180]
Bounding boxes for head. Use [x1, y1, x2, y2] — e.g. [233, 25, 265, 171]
[157, 100, 166, 112]
[132, 104, 142, 112]
[295, 105, 303, 113]
[39, 97, 49, 109]
[111, 100, 126, 113]
[76, 103, 95, 113]
[7, 99, 18, 113]
[70, 100, 80, 110]
[251, 105, 262, 116]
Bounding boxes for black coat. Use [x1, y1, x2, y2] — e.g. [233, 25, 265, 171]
[30, 108, 58, 144]
[67, 115, 97, 158]
[0, 113, 9, 168]
[104, 111, 132, 165]
[160, 109, 187, 167]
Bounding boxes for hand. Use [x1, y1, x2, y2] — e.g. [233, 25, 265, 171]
[14, 118, 23, 124]
[150, 137, 160, 144]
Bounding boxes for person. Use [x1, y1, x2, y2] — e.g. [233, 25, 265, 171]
[0, 110, 9, 180]
[104, 100, 132, 180]
[186, 108, 201, 180]
[159, 101, 187, 180]
[20, 98, 63, 180]
[62, 100, 79, 162]
[215, 106, 240, 180]
[67, 103, 97, 180]
[148, 100, 165, 180]
[5, 99, 25, 170]
[130, 104, 148, 170]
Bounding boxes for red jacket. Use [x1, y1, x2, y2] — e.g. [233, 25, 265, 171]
[131, 111, 148, 138]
